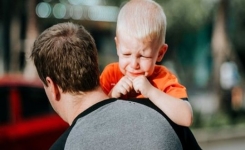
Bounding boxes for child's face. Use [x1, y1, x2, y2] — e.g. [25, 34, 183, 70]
[115, 33, 167, 79]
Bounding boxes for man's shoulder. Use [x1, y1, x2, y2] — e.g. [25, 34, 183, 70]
[102, 99, 165, 115]
[65, 98, 183, 150]
[75, 98, 162, 118]
[50, 126, 73, 150]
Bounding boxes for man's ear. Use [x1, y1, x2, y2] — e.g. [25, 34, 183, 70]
[157, 44, 168, 62]
[45, 77, 61, 101]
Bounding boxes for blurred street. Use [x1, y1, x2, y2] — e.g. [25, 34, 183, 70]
[190, 91, 245, 150]
[193, 125, 245, 150]
[189, 91, 219, 115]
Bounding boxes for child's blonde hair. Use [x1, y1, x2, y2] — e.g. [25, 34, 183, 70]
[116, 0, 167, 49]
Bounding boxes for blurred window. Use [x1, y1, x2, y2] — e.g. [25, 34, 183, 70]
[19, 86, 54, 119]
[0, 87, 10, 124]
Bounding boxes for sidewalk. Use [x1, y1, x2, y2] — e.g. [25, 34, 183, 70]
[192, 124, 245, 150]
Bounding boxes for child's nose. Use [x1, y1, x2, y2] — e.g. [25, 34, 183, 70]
[130, 58, 139, 69]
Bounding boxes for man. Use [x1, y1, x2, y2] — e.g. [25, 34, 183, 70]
[31, 22, 200, 150]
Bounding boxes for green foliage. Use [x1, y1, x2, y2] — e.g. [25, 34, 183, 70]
[192, 109, 245, 129]
[156, 0, 214, 31]
[229, 0, 245, 60]
[106, 0, 215, 31]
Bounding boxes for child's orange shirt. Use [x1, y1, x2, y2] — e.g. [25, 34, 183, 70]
[100, 62, 188, 99]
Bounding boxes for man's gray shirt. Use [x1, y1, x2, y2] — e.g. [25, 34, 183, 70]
[64, 99, 182, 150]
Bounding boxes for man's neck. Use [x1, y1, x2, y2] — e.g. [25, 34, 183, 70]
[67, 87, 109, 125]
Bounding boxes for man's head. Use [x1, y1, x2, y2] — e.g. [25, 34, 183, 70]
[31, 22, 100, 94]
[115, 0, 168, 78]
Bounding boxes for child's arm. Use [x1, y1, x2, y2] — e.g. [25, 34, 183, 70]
[133, 75, 193, 127]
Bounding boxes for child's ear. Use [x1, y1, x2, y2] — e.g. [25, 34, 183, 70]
[157, 44, 168, 62]
[115, 37, 119, 56]
[114, 36, 117, 43]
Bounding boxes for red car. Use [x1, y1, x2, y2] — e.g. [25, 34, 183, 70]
[0, 75, 69, 150]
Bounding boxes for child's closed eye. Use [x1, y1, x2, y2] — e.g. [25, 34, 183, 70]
[123, 53, 131, 57]
[141, 55, 151, 59]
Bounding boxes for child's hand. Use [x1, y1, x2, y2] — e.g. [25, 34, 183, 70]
[109, 76, 133, 98]
[132, 75, 154, 98]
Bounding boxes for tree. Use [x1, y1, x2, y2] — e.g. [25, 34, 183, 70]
[211, 0, 244, 113]
[23, 0, 39, 79]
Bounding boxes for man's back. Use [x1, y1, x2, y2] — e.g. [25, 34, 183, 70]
[65, 99, 182, 150]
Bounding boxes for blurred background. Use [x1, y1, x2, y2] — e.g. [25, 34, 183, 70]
[0, 0, 245, 149]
